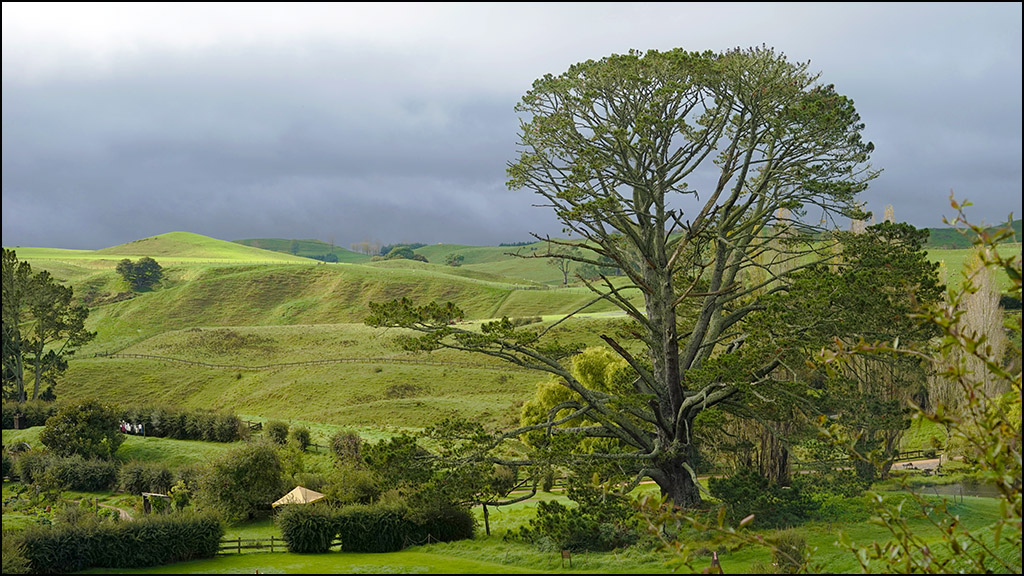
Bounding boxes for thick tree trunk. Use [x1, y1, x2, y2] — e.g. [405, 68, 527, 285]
[654, 452, 703, 509]
[759, 427, 791, 486]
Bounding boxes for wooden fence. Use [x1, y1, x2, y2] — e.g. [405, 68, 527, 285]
[217, 536, 341, 554]
[218, 537, 284, 554]
[792, 449, 942, 472]
[93, 352, 526, 372]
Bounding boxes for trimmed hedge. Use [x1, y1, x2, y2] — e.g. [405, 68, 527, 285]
[118, 461, 174, 495]
[11, 453, 117, 492]
[1, 401, 244, 443]
[17, 511, 224, 573]
[278, 501, 475, 554]
[277, 504, 337, 553]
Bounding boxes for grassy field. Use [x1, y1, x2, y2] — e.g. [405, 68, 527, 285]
[929, 242, 1022, 291]
[4, 230, 1018, 433]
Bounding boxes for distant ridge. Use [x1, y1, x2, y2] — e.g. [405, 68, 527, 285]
[91, 231, 311, 262]
[234, 238, 370, 263]
[924, 219, 1022, 249]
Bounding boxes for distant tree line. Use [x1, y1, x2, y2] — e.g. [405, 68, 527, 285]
[378, 243, 427, 256]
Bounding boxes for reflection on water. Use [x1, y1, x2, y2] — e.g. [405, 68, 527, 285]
[904, 483, 1003, 498]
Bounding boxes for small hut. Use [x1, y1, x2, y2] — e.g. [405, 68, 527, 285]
[272, 486, 325, 508]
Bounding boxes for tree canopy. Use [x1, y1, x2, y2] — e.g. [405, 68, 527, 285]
[2, 249, 95, 402]
[116, 256, 164, 292]
[39, 398, 125, 460]
[367, 46, 878, 507]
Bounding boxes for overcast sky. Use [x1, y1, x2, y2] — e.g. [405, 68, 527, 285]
[3, 2, 1021, 251]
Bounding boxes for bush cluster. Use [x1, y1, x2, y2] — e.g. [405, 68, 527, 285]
[12, 453, 118, 492]
[708, 468, 819, 529]
[14, 511, 223, 573]
[118, 461, 175, 495]
[278, 500, 475, 554]
[266, 420, 289, 445]
[508, 482, 641, 552]
[2, 401, 58, 429]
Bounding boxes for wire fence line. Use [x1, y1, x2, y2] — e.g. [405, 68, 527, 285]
[93, 352, 528, 372]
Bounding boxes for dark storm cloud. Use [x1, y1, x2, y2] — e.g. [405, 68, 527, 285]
[2, 3, 1021, 250]
[2, 43, 530, 248]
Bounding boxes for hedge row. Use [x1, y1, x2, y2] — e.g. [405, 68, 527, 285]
[277, 502, 475, 554]
[12, 453, 118, 492]
[16, 511, 224, 574]
[119, 406, 245, 443]
[2, 401, 245, 443]
[8, 452, 187, 495]
[2, 401, 58, 429]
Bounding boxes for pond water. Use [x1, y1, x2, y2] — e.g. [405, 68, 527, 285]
[906, 482, 1004, 499]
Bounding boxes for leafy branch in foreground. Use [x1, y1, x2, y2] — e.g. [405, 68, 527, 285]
[817, 198, 1021, 574]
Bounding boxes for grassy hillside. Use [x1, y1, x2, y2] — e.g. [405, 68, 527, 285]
[929, 243, 1021, 291]
[6, 229, 1019, 431]
[235, 237, 371, 263]
[91, 231, 314, 263]
[62, 315, 631, 429]
[925, 219, 1022, 249]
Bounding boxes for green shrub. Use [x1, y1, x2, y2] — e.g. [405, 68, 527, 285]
[19, 510, 223, 573]
[361, 434, 433, 487]
[276, 504, 337, 553]
[2, 451, 12, 478]
[333, 499, 474, 553]
[169, 480, 190, 510]
[12, 450, 48, 484]
[184, 411, 209, 441]
[119, 461, 174, 495]
[289, 425, 311, 451]
[2, 400, 58, 429]
[324, 463, 380, 504]
[196, 440, 284, 522]
[11, 453, 116, 492]
[708, 468, 819, 529]
[407, 502, 475, 545]
[330, 429, 361, 462]
[1, 532, 31, 574]
[507, 482, 638, 552]
[212, 414, 244, 443]
[334, 503, 408, 552]
[770, 530, 807, 574]
[266, 420, 289, 445]
[52, 456, 118, 492]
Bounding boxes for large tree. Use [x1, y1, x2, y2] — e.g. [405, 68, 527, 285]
[368, 46, 877, 507]
[2, 249, 95, 402]
[116, 256, 164, 291]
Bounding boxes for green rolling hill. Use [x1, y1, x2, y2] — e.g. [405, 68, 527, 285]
[235, 237, 371, 263]
[3, 227, 1019, 430]
[4, 232, 640, 429]
[923, 219, 1022, 249]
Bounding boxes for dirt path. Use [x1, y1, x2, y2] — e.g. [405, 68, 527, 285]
[70, 499, 133, 521]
